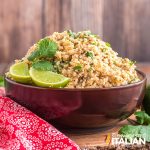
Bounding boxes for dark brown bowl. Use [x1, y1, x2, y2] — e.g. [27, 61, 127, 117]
[5, 70, 146, 129]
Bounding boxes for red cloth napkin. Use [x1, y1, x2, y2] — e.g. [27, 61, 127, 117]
[0, 88, 80, 150]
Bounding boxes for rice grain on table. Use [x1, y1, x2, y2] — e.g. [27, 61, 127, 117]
[24, 30, 140, 88]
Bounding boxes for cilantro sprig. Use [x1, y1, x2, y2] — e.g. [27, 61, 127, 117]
[135, 111, 150, 125]
[119, 111, 150, 142]
[86, 51, 94, 59]
[32, 61, 55, 71]
[119, 125, 150, 142]
[27, 38, 58, 72]
[28, 38, 58, 61]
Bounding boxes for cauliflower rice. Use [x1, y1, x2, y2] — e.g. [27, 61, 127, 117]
[23, 30, 140, 88]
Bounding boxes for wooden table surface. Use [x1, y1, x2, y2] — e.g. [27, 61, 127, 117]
[0, 63, 150, 150]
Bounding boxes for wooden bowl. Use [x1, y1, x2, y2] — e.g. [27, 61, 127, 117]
[5, 70, 146, 129]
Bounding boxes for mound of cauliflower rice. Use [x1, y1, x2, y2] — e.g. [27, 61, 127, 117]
[23, 30, 140, 88]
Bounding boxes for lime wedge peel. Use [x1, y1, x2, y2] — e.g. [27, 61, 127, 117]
[29, 67, 70, 88]
[9, 62, 31, 83]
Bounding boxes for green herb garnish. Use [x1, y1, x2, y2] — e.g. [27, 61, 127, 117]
[119, 111, 150, 142]
[119, 125, 150, 142]
[135, 111, 150, 125]
[0, 76, 4, 87]
[67, 30, 75, 38]
[91, 42, 97, 45]
[86, 51, 93, 59]
[129, 60, 136, 66]
[102, 48, 107, 52]
[92, 34, 101, 39]
[32, 60, 55, 71]
[106, 42, 111, 47]
[73, 65, 82, 71]
[28, 38, 58, 61]
[119, 125, 142, 139]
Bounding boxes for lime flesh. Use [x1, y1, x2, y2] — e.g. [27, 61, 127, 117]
[29, 67, 70, 88]
[9, 62, 31, 83]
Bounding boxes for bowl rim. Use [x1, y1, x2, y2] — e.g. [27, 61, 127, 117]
[5, 69, 147, 91]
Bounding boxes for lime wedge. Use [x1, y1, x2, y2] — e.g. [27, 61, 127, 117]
[9, 62, 31, 83]
[29, 67, 70, 88]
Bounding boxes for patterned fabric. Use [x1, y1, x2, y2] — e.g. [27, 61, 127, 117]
[0, 88, 80, 150]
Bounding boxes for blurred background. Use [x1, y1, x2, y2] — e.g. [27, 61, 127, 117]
[0, 0, 150, 64]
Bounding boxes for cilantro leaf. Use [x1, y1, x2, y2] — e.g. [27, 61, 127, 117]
[0, 76, 4, 87]
[32, 61, 55, 71]
[106, 42, 111, 47]
[28, 38, 58, 61]
[119, 125, 150, 142]
[86, 51, 93, 58]
[135, 111, 150, 125]
[119, 125, 142, 139]
[139, 125, 150, 142]
[73, 65, 82, 71]
[119, 111, 150, 143]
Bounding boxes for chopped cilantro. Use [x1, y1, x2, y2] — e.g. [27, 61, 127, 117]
[67, 30, 75, 38]
[86, 51, 94, 58]
[32, 60, 55, 71]
[92, 34, 101, 39]
[28, 38, 58, 61]
[91, 42, 97, 45]
[129, 60, 136, 66]
[73, 65, 82, 71]
[106, 42, 111, 47]
[102, 48, 107, 52]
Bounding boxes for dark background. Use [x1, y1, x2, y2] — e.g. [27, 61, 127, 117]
[0, 0, 150, 63]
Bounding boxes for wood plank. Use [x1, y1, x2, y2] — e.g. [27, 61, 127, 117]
[137, 63, 150, 84]
[123, 0, 150, 62]
[0, 0, 150, 63]
[0, 63, 7, 75]
[0, 63, 13, 75]
[71, 0, 103, 35]
[44, 0, 103, 36]
[43, 0, 61, 35]
[66, 115, 134, 149]
[103, 0, 150, 62]
[103, 0, 126, 57]
[0, 0, 43, 63]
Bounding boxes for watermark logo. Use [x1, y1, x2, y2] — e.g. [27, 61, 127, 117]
[106, 133, 146, 145]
